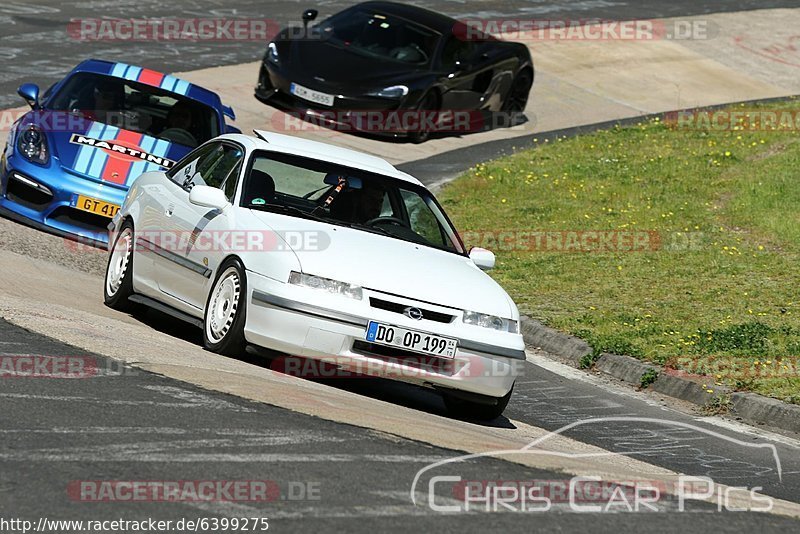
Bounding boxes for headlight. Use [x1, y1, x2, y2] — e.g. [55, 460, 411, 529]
[266, 42, 279, 65]
[288, 271, 362, 300]
[17, 125, 49, 165]
[367, 85, 409, 99]
[463, 310, 518, 333]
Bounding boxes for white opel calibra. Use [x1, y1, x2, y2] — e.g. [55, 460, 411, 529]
[104, 131, 524, 420]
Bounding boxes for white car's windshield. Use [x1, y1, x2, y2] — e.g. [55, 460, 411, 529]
[242, 151, 465, 254]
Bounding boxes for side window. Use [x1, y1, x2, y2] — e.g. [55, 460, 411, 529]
[221, 160, 242, 201]
[167, 143, 216, 186]
[168, 142, 244, 195]
[400, 190, 451, 248]
[441, 36, 475, 70]
[194, 144, 244, 189]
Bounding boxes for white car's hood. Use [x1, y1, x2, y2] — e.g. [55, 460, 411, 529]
[249, 211, 515, 318]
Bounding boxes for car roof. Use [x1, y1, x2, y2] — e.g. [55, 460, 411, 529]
[222, 131, 423, 187]
[353, 1, 456, 34]
[71, 59, 225, 111]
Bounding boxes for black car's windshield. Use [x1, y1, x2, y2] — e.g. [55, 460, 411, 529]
[243, 151, 465, 254]
[316, 8, 440, 65]
[47, 72, 219, 148]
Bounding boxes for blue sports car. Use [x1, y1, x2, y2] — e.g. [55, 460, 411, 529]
[0, 59, 239, 246]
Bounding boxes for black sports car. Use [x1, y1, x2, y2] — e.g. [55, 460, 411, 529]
[255, 1, 534, 142]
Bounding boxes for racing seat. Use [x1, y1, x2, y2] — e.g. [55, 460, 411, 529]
[244, 170, 276, 206]
[329, 190, 357, 222]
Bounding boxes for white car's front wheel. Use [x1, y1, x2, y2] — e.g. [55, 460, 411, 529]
[104, 220, 136, 312]
[204, 258, 248, 356]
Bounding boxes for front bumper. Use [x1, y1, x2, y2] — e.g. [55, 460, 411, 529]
[244, 271, 524, 399]
[0, 153, 125, 246]
[255, 62, 414, 139]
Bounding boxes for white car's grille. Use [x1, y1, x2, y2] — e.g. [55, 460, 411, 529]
[369, 297, 455, 323]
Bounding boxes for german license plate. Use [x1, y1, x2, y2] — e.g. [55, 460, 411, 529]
[290, 82, 335, 106]
[73, 195, 120, 218]
[365, 321, 458, 359]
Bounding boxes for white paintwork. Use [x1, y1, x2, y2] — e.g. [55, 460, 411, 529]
[110, 133, 523, 400]
[469, 247, 496, 271]
[189, 185, 229, 210]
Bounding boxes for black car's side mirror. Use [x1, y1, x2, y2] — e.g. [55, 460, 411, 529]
[302, 9, 318, 30]
[18, 83, 40, 109]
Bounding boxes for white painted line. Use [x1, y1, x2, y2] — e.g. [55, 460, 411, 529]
[0, 392, 249, 410]
[143, 385, 256, 412]
[527, 350, 800, 450]
[0, 451, 452, 463]
[694, 416, 800, 450]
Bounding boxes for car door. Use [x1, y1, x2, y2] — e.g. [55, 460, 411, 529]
[153, 141, 245, 312]
[439, 36, 513, 112]
[439, 36, 488, 110]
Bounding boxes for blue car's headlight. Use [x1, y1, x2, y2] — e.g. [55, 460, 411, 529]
[266, 42, 280, 66]
[463, 310, 518, 333]
[367, 85, 409, 99]
[17, 125, 49, 165]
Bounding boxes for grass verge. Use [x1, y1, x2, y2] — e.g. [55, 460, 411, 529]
[439, 100, 800, 403]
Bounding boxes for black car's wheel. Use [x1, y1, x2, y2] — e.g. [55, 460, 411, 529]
[255, 63, 274, 100]
[502, 70, 532, 113]
[203, 258, 249, 357]
[443, 386, 514, 421]
[409, 91, 438, 144]
[104, 220, 137, 312]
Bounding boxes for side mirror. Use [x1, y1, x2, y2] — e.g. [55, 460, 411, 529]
[469, 247, 495, 271]
[189, 185, 229, 211]
[302, 9, 318, 29]
[18, 83, 40, 109]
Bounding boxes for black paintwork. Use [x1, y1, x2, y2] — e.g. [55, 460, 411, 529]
[255, 1, 533, 138]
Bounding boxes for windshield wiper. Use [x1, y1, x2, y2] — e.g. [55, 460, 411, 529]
[250, 203, 327, 223]
[350, 222, 393, 237]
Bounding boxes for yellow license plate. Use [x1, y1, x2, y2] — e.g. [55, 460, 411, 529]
[75, 195, 120, 218]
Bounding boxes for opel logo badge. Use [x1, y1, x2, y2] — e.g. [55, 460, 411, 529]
[403, 307, 423, 320]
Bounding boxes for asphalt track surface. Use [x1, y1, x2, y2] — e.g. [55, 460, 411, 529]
[1, 318, 800, 532]
[2, 1, 800, 532]
[1, 0, 799, 108]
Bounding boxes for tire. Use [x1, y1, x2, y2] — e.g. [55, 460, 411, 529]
[408, 91, 438, 144]
[443, 385, 514, 421]
[203, 257, 248, 357]
[104, 220, 137, 312]
[502, 70, 532, 113]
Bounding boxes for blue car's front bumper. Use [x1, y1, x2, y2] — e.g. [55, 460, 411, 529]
[0, 153, 126, 247]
